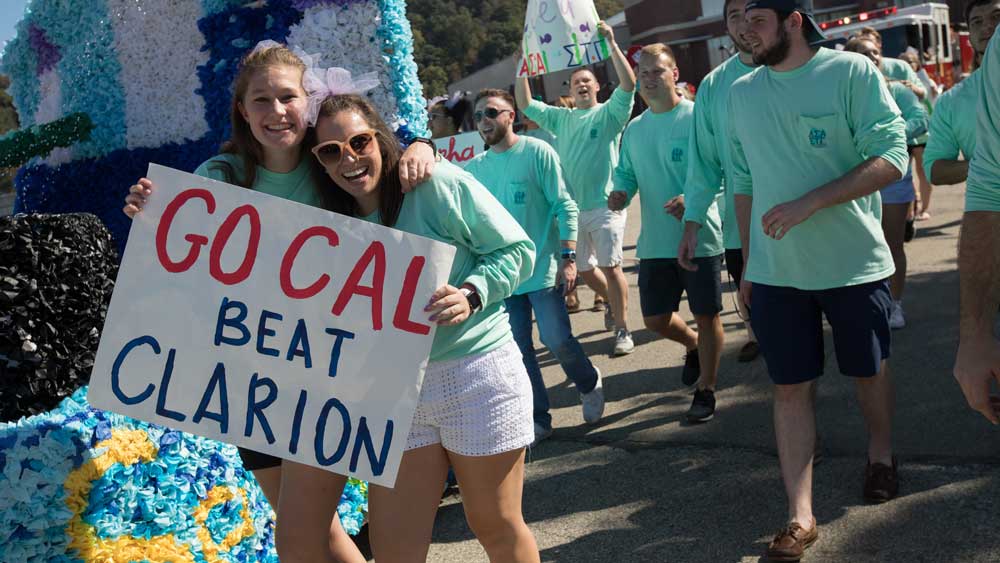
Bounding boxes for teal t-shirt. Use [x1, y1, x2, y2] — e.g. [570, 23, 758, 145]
[361, 160, 535, 362]
[966, 31, 1000, 212]
[888, 81, 928, 145]
[728, 48, 906, 290]
[194, 153, 323, 207]
[521, 127, 556, 147]
[882, 56, 921, 85]
[683, 54, 756, 249]
[922, 69, 980, 181]
[613, 101, 722, 260]
[465, 136, 577, 295]
[523, 87, 635, 211]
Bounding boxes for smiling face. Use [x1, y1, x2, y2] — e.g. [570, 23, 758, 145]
[637, 51, 678, 104]
[474, 96, 516, 146]
[746, 9, 792, 66]
[237, 64, 308, 158]
[853, 38, 883, 69]
[725, 1, 753, 55]
[569, 69, 600, 109]
[315, 109, 383, 212]
[428, 102, 456, 138]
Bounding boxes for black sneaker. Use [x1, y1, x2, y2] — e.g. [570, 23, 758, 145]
[686, 388, 715, 422]
[904, 219, 916, 242]
[863, 456, 899, 503]
[682, 350, 700, 386]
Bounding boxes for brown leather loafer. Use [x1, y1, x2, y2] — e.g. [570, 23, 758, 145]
[766, 519, 819, 561]
[863, 456, 899, 503]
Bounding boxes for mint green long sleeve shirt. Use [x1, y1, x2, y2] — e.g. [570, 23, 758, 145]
[194, 154, 323, 207]
[362, 160, 535, 362]
[922, 70, 980, 181]
[966, 32, 1000, 212]
[523, 87, 635, 212]
[888, 81, 928, 145]
[882, 56, 922, 85]
[465, 136, 578, 295]
[613, 101, 723, 259]
[728, 48, 906, 290]
[682, 54, 756, 249]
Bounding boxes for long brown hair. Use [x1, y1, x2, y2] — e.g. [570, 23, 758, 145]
[209, 43, 319, 190]
[315, 94, 405, 227]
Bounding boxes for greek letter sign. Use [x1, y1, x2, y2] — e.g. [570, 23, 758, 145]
[88, 164, 456, 487]
[518, 0, 609, 78]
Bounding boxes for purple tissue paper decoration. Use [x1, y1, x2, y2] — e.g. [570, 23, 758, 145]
[290, 0, 371, 9]
[28, 24, 61, 75]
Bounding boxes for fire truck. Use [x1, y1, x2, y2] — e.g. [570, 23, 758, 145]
[815, 3, 958, 88]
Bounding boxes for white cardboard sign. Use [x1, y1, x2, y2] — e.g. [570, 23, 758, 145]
[518, 0, 609, 78]
[88, 164, 456, 487]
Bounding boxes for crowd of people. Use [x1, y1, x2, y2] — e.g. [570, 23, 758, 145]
[119, 0, 999, 560]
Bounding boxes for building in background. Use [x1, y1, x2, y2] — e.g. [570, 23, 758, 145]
[624, 0, 970, 86]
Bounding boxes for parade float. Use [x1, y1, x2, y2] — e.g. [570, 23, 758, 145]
[1, 1, 428, 560]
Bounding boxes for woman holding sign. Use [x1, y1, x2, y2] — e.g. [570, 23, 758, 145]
[123, 41, 438, 563]
[276, 90, 540, 563]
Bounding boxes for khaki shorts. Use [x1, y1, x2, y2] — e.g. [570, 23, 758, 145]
[576, 208, 626, 272]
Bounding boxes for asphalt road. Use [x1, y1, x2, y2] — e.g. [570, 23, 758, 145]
[364, 181, 999, 562]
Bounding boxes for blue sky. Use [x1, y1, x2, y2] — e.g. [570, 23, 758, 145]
[1, 0, 30, 56]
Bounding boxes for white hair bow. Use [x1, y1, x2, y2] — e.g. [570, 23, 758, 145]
[302, 65, 380, 127]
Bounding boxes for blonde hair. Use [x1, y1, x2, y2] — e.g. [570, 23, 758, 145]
[640, 43, 677, 65]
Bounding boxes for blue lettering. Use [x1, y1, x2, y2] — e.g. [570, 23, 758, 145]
[214, 297, 251, 347]
[324, 328, 356, 378]
[245, 373, 277, 444]
[314, 398, 352, 466]
[192, 362, 230, 433]
[110, 335, 158, 405]
[286, 318, 312, 368]
[256, 309, 283, 357]
[289, 389, 309, 454]
[155, 348, 186, 422]
[349, 417, 394, 476]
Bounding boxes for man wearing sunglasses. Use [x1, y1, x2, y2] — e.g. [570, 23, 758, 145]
[465, 89, 605, 445]
[515, 21, 637, 358]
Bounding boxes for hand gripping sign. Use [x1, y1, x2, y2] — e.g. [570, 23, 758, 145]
[518, 0, 610, 78]
[88, 164, 456, 487]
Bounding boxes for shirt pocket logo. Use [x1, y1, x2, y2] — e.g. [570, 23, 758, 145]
[589, 128, 598, 139]
[670, 137, 689, 164]
[514, 191, 527, 204]
[799, 114, 841, 150]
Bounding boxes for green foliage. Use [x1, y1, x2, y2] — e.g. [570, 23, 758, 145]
[409, 0, 624, 96]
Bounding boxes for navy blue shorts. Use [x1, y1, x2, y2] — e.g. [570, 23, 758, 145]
[750, 280, 892, 385]
[238, 447, 282, 470]
[638, 256, 723, 317]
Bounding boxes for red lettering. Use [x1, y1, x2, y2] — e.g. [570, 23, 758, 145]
[460, 146, 474, 160]
[281, 226, 340, 299]
[392, 256, 432, 336]
[332, 241, 386, 330]
[155, 189, 216, 273]
[534, 53, 547, 74]
[209, 204, 261, 285]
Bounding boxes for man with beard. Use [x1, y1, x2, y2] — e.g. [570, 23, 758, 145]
[954, 23, 1000, 424]
[608, 44, 724, 422]
[465, 89, 605, 445]
[678, 0, 760, 364]
[923, 0, 1000, 186]
[728, 1, 908, 559]
[515, 21, 637, 358]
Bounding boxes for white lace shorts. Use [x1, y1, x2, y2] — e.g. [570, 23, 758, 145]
[405, 339, 534, 456]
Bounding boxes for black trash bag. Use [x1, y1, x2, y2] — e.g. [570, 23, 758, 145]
[0, 213, 118, 421]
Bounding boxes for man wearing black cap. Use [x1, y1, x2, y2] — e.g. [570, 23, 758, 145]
[727, 1, 909, 559]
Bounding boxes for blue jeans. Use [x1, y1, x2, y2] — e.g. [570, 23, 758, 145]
[505, 285, 598, 430]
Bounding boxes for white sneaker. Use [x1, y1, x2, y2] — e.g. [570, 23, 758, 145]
[531, 422, 553, 447]
[604, 307, 614, 331]
[612, 328, 635, 356]
[889, 301, 906, 330]
[580, 367, 604, 424]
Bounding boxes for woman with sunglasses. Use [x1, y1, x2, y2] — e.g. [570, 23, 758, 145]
[276, 90, 540, 563]
[123, 42, 437, 563]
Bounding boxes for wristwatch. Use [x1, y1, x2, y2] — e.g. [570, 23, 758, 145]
[561, 250, 577, 263]
[460, 286, 483, 313]
[410, 136, 437, 152]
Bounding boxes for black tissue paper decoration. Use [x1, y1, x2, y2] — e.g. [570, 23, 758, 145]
[0, 213, 118, 421]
